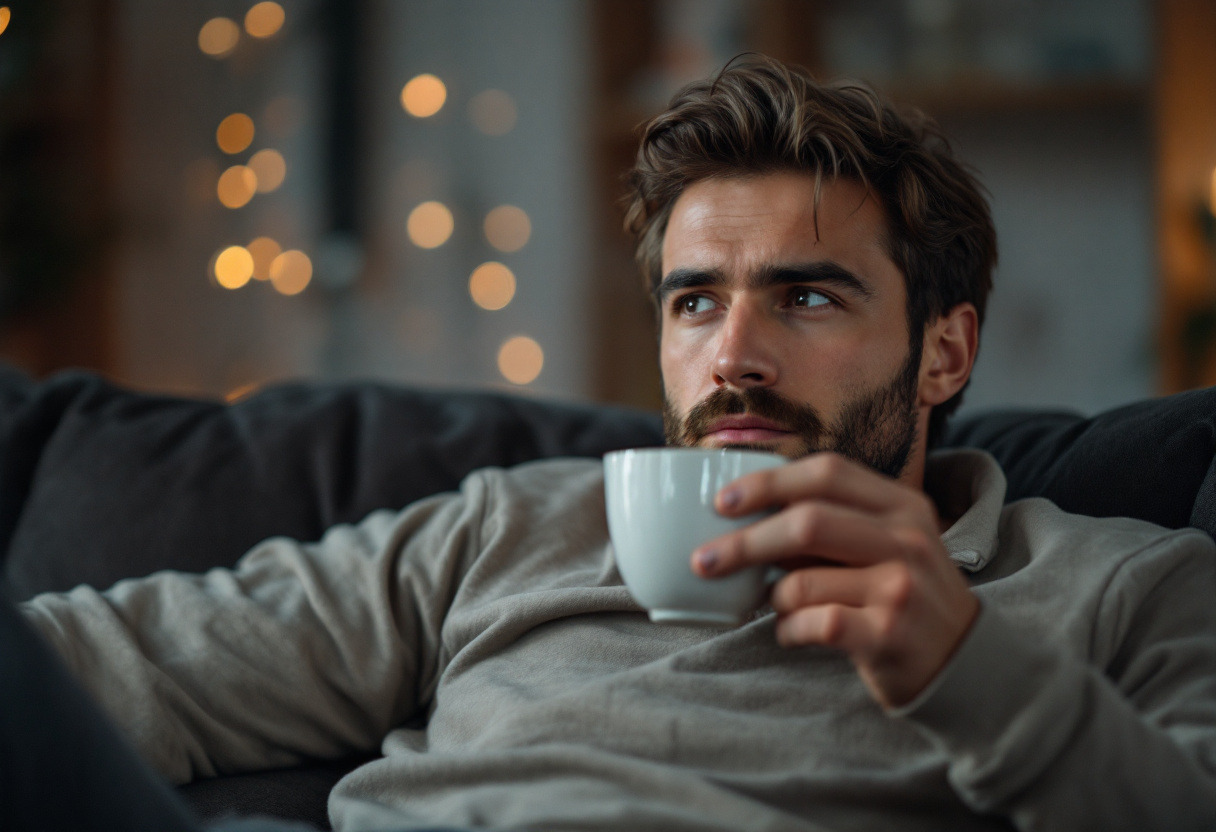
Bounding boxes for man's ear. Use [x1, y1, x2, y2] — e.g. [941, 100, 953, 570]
[918, 303, 978, 407]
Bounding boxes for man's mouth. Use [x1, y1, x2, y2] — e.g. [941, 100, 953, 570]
[702, 415, 792, 445]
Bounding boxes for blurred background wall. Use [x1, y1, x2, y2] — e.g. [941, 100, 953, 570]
[1, 0, 1215, 418]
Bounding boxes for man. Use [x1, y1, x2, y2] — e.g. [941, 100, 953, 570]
[6, 55, 1216, 831]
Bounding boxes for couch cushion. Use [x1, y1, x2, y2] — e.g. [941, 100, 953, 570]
[941, 385, 1216, 539]
[0, 368, 664, 600]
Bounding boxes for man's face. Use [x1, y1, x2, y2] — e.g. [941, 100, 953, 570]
[658, 172, 924, 480]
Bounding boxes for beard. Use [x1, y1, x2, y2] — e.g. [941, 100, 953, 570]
[662, 345, 922, 480]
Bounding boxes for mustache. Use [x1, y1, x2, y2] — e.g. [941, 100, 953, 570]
[665, 386, 826, 447]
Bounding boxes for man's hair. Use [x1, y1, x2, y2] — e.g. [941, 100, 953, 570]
[623, 54, 997, 446]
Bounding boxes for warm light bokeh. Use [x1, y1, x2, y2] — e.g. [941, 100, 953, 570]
[401, 74, 447, 118]
[216, 113, 255, 154]
[214, 246, 254, 289]
[217, 165, 258, 209]
[469, 262, 517, 310]
[270, 250, 313, 295]
[245, 2, 285, 39]
[484, 205, 531, 252]
[247, 236, 282, 280]
[468, 89, 518, 136]
[407, 201, 454, 248]
[249, 149, 287, 193]
[498, 336, 544, 385]
[198, 17, 240, 58]
[0, 7, 11, 38]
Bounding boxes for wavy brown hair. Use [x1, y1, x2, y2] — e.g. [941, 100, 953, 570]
[623, 55, 997, 446]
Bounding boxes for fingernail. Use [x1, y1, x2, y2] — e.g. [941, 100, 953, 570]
[719, 488, 740, 511]
[695, 549, 719, 575]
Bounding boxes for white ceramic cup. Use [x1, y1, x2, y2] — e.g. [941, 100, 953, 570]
[604, 447, 786, 626]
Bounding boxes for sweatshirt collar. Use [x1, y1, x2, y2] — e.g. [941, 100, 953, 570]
[924, 449, 1007, 573]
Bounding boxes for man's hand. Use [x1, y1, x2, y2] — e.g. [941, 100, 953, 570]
[690, 452, 979, 709]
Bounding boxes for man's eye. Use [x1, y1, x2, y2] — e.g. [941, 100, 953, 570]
[792, 288, 831, 308]
[679, 295, 715, 315]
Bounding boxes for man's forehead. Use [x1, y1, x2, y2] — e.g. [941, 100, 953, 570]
[672, 174, 825, 218]
[662, 173, 890, 266]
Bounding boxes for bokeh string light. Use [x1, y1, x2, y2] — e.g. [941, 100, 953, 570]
[469, 262, 516, 310]
[484, 205, 531, 252]
[270, 250, 313, 295]
[244, 2, 285, 39]
[217, 113, 255, 154]
[214, 246, 254, 289]
[248, 149, 287, 193]
[196, 10, 538, 378]
[401, 74, 447, 118]
[396, 77, 536, 381]
[407, 201, 454, 248]
[197, 7, 314, 299]
[0, 7, 11, 37]
[198, 17, 239, 58]
[217, 165, 258, 209]
[498, 336, 544, 385]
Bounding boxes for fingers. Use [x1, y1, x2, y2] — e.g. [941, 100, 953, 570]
[693, 501, 937, 577]
[767, 562, 915, 654]
[716, 452, 935, 521]
[694, 500, 914, 576]
[769, 564, 980, 708]
[773, 602, 880, 652]
[768, 561, 913, 616]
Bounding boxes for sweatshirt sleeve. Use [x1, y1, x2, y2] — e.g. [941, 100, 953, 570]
[18, 474, 490, 785]
[896, 528, 1216, 831]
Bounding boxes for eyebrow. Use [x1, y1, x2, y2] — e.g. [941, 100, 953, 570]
[655, 261, 876, 303]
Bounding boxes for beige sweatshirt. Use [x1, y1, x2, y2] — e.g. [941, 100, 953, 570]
[20, 450, 1216, 831]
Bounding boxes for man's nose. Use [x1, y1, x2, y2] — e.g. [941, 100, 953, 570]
[711, 304, 779, 389]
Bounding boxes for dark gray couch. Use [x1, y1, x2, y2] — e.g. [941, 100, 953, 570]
[2, 364, 1213, 829]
